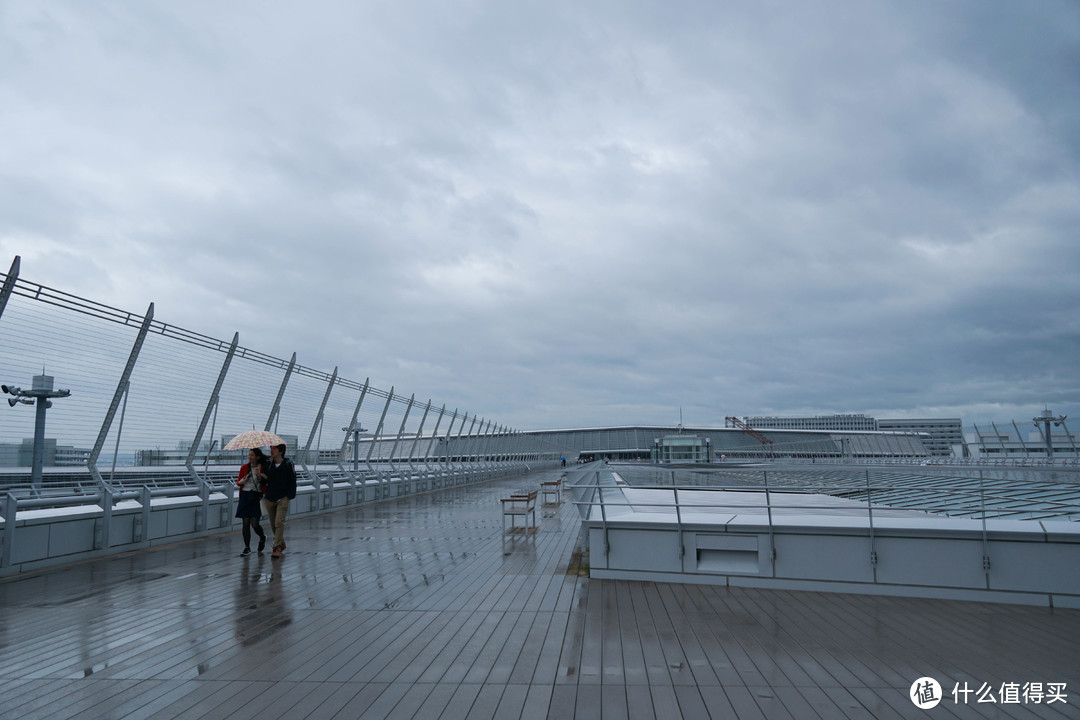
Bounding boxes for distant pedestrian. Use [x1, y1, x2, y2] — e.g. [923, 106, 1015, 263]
[263, 443, 297, 558]
[235, 448, 268, 555]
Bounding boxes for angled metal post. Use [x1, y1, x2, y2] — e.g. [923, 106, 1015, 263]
[338, 379, 370, 503]
[406, 400, 432, 482]
[366, 388, 395, 499]
[0, 255, 20, 323]
[387, 394, 415, 496]
[1012, 420, 1030, 458]
[386, 395, 414, 479]
[492, 423, 506, 469]
[492, 425, 503, 470]
[265, 352, 297, 433]
[440, 408, 459, 486]
[186, 332, 239, 488]
[462, 416, 480, 483]
[302, 367, 338, 509]
[425, 404, 447, 479]
[338, 378, 369, 475]
[477, 420, 493, 473]
[473, 419, 491, 474]
[89, 304, 154, 490]
[1062, 418, 1079, 454]
[991, 422, 1009, 461]
[203, 402, 220, 471]
[482, 421, 497, 474]
[447, 414, 468, 481]
[484, 421, 497, 470]
[517, 430, 527, 464]
[452, 413, 472, 483]
[109, 381, 130, 486]
[492, 423, 505, 468]
[472, 418, 488, 471]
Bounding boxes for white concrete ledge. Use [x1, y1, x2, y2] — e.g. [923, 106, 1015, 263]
[581, 486, 1080, 606]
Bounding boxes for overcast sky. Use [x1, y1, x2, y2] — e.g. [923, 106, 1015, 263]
[1, 1, 1078, 431]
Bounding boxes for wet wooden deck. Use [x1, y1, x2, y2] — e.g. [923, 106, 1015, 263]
[1, 468, 1078, 719]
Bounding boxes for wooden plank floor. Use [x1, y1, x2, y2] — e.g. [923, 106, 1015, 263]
[2, 468, 1079, 719]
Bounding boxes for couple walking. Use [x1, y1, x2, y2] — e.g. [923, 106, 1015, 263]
[235, 443, 296, 558]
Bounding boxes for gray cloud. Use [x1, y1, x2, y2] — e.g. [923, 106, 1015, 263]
[1, 0, 1077, 431]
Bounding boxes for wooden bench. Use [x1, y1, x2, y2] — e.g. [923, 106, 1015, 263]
[501, 490, 538, 533]
[540, 477, 562, 506]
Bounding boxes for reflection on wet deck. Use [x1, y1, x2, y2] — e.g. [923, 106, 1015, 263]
[1, 469, 1078, 719]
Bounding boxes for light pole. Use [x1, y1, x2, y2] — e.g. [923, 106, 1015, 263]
[2, 373, 72, 489]
[342, 422, 368, 474]
[1033, 408, 1067, 460]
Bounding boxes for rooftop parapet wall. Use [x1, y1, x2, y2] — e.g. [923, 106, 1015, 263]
[568, 465, 1080, 607]
[0, 458, 552, 576]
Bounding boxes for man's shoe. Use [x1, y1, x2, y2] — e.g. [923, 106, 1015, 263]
[271, 548, 281, 558]
[240, 547, 251, 556]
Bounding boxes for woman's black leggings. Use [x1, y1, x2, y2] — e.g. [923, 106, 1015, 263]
[242, 517, 265, 546]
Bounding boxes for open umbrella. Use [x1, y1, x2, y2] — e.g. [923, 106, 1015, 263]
[223, 430, 284, 451]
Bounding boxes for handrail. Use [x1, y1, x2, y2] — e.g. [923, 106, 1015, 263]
[0, 459, 542, 514]
[570, 494, 1080, 519]
[563, 469, 1080, 523]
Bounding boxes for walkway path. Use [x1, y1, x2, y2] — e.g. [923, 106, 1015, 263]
[1, 468, 1078, 719]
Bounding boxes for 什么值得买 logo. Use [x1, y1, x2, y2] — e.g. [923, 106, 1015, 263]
[911, 677, 942, 709]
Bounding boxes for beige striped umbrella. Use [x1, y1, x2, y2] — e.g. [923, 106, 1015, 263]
[223, 430, 284, 450]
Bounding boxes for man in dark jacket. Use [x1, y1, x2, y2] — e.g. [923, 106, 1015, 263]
[263, 443, 297, 558]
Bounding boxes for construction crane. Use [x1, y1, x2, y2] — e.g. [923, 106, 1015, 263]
[725, 416, 773, 446]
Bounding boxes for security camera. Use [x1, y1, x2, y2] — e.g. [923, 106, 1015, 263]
[1, 385, 20, 395]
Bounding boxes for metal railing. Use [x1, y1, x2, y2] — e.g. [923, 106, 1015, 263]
[0, 254, 562, 504]
[565, 464, 1080, 597]
[567, 464, 1080, 523]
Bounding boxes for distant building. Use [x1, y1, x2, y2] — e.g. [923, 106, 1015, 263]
[652, 435, 711, 463]
[745, 415, 963, 457]
[877, 419, 964, 458]
[527, 425, 931, 461]
[745, 414, 878, 432]
[0, 439, 91, 467]
[136, 435, 303, 466]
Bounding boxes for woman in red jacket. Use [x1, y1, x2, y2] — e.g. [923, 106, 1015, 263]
[235, 448, 268, 555]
